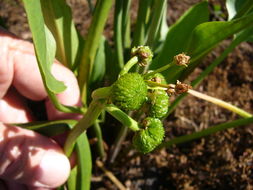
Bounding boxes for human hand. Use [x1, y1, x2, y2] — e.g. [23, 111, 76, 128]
[0, 29, 81, 189]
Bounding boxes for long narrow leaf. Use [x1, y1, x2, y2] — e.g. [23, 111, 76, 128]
[78, 0, 113, 104]
[149, 1, 209, 76]
[41, 0, 80, 69]
[76, 133, 92, 190]
[23, 0, 66, 93]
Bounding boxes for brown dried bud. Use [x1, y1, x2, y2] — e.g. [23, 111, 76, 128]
[131, 46, 153, 66]
[175, 80, 192, 94]
[174, 53, 190, 67]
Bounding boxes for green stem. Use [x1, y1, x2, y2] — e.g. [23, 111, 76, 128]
[132, 0, 152, 46]
[114, 0, 125, 69]
[119, 56, 139, 76]
[109, 124, 129, 163]
[159, 117, 253, 148]
[91, 86, 112, 100]
[143, 61, 173, 79]
[64, 99, 106, 156]
[188, 89, 252, 118]
[105, 104, 140, 131]
[145, 81, 252, 118]
[168, 26, 253, 115]
[78, 0, 113, 105]
[93, 121, 105, 158]
[146, 0, 166, 48]
[122, 0, 131, 49]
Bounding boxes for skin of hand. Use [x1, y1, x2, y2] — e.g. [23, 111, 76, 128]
[0, 29, 81, 190]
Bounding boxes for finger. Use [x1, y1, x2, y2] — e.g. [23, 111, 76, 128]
[0, 87, 34, 123]
[0, 123, 70, 188]
[0, 33, 82, 119]
[45, 62, 81, 120]
[4, 181, 27, 190]
[0, 32, 14, 99]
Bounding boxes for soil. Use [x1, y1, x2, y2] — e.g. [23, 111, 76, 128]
[0, 0, 253, 189]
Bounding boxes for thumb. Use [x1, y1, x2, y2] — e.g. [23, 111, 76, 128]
[0, 123, 70, 188]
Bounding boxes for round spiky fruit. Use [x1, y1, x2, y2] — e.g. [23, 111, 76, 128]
[111, 73, 148, 111]
[132, 117, 165, 154]
[147, 90, 169, 119]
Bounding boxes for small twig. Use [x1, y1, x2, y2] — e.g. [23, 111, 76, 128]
[96, 160, 127, 190]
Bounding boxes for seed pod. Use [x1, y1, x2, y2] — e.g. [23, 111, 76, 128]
[147, 90, 169, 119]
[132, 117, 165, 153]
[145, 72, 167, 84]
[111, 73, 148, 111]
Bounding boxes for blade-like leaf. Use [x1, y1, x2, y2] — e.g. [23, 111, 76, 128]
[181, 13, 253, 79]
[76, 132, 92, 190]
[23, 0, 66, 93]
[226, 0, 253, 20]
[89, 36, 106, 88]
[150, 1, 209, 72]
[40, 0, 80, 69]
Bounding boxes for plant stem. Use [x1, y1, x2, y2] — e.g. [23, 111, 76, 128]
[187, 89, 252, 118]
[105, 105, 140, 131]
[119, 56, 139, 76]
[132, 0, 152, 46]
[159, 117, 253, 148]
[146, 0, 166, 48]
[93, 121, 105, 158]
[122, 0, 131, 49]
[78, 0, 113, 105]
[143, 61, 173, 79]
[91, 86, 112, 100]
[114, 0, 125, 69]
[64, 99, 106, 156]
[145, 81, 252, 118]
[168, 26, 253, 115]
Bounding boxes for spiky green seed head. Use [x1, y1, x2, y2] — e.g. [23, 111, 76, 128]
[132, 117, 165, 153]
[147, 90, 169, 119]
[145, 72, 167, 84]
[111, 73, 148, 111]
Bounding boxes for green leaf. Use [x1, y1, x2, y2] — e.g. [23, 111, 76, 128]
[41, 0, 80, 69]
[149, 1, 209, 73]
[76, 132, 92, 190]
[78, 0, 113, 104]
[23, 0, 66, 93]
[89, 36, 106, 88]
[226, 0, 253, 20]
[67, 166, 77, 190]
[181, 12, 253, 79]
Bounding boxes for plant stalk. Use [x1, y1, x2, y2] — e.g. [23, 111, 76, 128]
[78, 0, 113, 105]
[159, 117, 253, 148]
[105, 105, 140, 131]
[187, 89, 252, 118]
[119, 56, 139, 76]
[64, 99, 106, 156]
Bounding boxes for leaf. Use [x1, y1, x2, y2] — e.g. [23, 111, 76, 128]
[185, 12, 253, 68]
[150, 1, 209, 71]
[23, 0, 66, 93]
[40, 0, 80, 69]
[76, 132, 92, 190]
[89, 36, 106, 89]
[226, 0, 253, 20]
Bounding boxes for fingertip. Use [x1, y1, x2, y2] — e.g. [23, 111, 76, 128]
[34, 150, 70, 188]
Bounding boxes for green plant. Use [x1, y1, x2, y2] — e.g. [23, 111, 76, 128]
[7, 0, 253, 189]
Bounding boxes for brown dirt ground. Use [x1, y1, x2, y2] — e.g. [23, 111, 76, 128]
[0, 0, 252, 189]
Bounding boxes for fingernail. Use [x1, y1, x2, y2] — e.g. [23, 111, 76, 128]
[34, 150, 70, 188]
